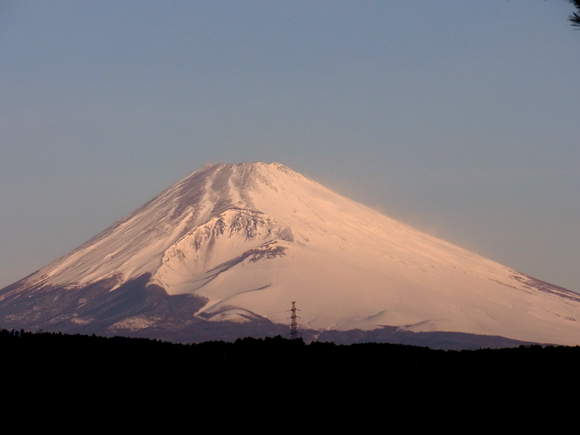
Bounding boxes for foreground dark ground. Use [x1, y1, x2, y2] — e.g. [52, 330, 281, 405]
[5, 327, 580, 423]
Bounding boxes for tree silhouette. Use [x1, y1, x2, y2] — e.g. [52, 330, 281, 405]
[569, 0, 580, 27]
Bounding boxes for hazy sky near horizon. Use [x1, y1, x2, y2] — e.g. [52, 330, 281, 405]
[1, 1, 579, 292]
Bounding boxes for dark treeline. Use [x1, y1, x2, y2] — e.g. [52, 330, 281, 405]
[4, 327, 580, 413]
[5, 328, 576, 422]
[4, 328, 580, 388]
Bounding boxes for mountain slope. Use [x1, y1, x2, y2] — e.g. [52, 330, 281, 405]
[1, 162, 579, 347]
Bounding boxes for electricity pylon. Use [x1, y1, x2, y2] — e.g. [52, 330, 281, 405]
[290, 301, 300, 340]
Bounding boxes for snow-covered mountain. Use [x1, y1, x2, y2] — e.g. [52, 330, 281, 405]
[1, 162, 579, 348]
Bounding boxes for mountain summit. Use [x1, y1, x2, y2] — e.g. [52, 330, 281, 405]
[1, 162, 579, 348]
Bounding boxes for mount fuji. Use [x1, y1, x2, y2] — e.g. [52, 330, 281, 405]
[1, 162, 579, 348]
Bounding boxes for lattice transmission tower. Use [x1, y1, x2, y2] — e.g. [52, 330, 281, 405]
[289, 301, 300, 340]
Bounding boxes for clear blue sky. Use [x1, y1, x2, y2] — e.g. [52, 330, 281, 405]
[1, 1, 579, 292]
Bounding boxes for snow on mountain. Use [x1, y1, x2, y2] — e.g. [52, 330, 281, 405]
[2, 162, 580, 347]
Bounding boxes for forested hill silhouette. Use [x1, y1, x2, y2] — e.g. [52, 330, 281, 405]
[4, 328, 580, 395]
